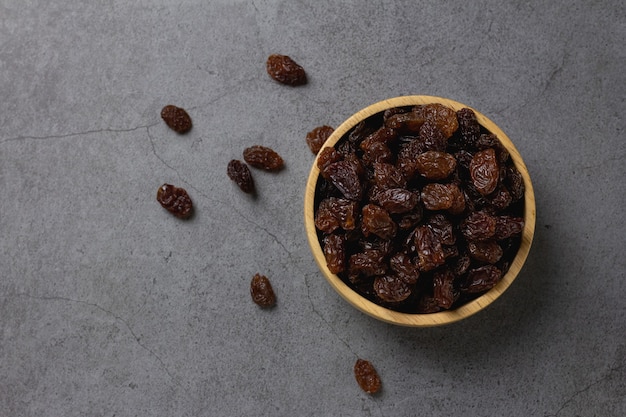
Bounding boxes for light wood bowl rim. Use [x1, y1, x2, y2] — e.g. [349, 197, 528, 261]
[304, 95, 536, 327]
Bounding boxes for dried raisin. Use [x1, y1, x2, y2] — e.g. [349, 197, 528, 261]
[354, 359, 381, 394]
[243, 145, 284, 171]
[306, 125, 335, 154]
[156, 184, 193, 219]
[266, 54, 307, 86]
[161, 105, 192, 134]
[250, 274, 276, 307]
[227, 160, 255, 194]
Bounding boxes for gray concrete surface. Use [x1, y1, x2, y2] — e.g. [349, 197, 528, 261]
[1, 1, 625, 416]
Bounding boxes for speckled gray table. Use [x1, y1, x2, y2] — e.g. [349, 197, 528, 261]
[1, 1, 624, 416]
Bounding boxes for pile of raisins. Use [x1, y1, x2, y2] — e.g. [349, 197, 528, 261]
[314, 104, 525, 313]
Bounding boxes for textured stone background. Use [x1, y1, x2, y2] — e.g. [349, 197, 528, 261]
[1, 1, 624, 416]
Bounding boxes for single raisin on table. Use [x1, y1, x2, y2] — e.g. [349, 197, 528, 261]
[250, 273, 276, 307]
[266, 54, 307, 86]
[156, 184, 193, 219]
[306, 125, 335, 154]
[160, 105, 192, 134]
[243, 145, 284, 171]
[227, 160, 255, 194]
[354, 359, 382, 394]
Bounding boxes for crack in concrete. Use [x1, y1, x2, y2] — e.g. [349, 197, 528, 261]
[8, 292, 182, 387]
[545, 362, 624, 417]
[0, 124, 157, 145]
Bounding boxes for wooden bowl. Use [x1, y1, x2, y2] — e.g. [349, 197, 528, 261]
[304, 95, 536, 326]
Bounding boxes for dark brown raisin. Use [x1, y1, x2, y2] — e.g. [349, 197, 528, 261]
[421, 183, 463, 212]
[456, 108, 481, 148]
[317, 147, 342, 173]
[468, 240, 503, 263]
[348, 250, 387, 281]
[415, 151, 457, 180]
[314, 197, 359, 233]
[390, 252, 420, 285]
[470, 148, 499, 196]
[266, 54, 307, 86]
[361, 204, 397, 240]
[323, 234, 346, 274]
[461, 211, 497, 241]
[506, 165, 525, 201]
[414, 225, 445, 272]
[418, 121, 448, 151]
[160, 105, 192, 134]
[494, 216, 525, 240]
[250, 273, 276, 307]
[376, 188, 419, 214]
[156, 184, 193, 219]
[433, 268, 456, 309]
[463, 265, 502, 293]
[321, 161, 363, 201]
[477, 134, 509, 163]
[227, 160, 255, 194]
[354, 359, 381, 394]
[243, 145, 284, 171]
[373, 162, 407, 190]
[306, 125, 335, 154]
[374, 275, 412, 303]
[427, 214, 456, 246]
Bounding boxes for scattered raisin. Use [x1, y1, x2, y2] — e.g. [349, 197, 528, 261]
[156, 184, 193, 219]
[354, 359, 382, 395]
[306, 125, 335, 154]
[227, 160, 255, 194]
[160, 105, 192, 134]
[266, 54, 307, 86]
[250, 273, 276, 307]
[243, 145, 284, 171]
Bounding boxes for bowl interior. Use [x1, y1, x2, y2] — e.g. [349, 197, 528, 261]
[304, 95, 536, 326]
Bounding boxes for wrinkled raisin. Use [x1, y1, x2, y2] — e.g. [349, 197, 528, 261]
[414, 225, 445, 272]
[376, 188, 419, 214]
[433, 268, 456, 309]
[315, 197, 358, 233]
[161, 105, 192, 134]
[349, 250, 387, 281]
[389, 252, 420, 285]
[470, 148, 499, 196]
[323, 233, 346, 274]
[306, 125, 335, 154]
[456, 108, 481, 148]
[361, 204, 397, 240]
[156, 184, 193, 219]
[243, 145, 284, 171]
[468, 240, 503, 263]
[250, 274, 276, 307]
[421, 183, 462, 212]
[321, 161, 363, 201]
[354, 359, 381, 394]
[266, 54, 307, 86]
[415, 151, 457, 180]
[227, 160, 255, 194]
[461, 211, 497, 241]
[463, 265, 502, 293]
[494, 216, 525, 240]
[374, 275, 412, 303]
[506, 165, 525, 201]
